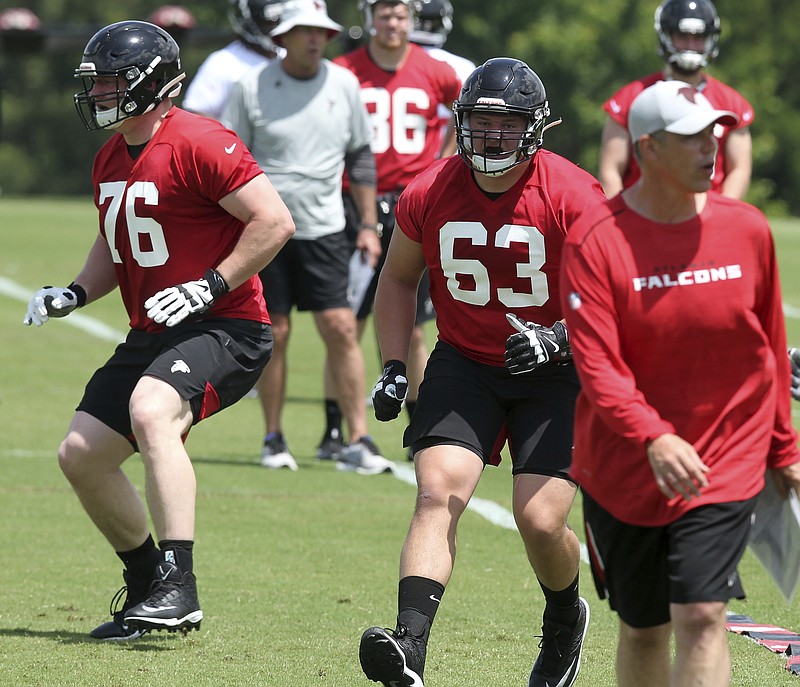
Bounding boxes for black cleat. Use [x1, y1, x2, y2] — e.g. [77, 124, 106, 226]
[124, 561, 203, 634]
[360, 625, 426, 686]
[528, 597, 590, 687]
[90, 570, 150, 641]
[317, 428, 346, 461]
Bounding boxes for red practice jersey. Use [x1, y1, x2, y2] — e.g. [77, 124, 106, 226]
[562, 193, 799, 526]
[603, 72, 754, 194]
[334, 44, 461, 194]
[91, 108, 268, 332]
[396, 153, 606, 366]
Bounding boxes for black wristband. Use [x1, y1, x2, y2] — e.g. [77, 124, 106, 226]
[67, 282, 87, 307]
[203, 268, 230, 300]
[383, 359, 407, 376]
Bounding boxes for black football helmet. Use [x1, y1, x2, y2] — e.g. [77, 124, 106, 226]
[228, 0, 283, 53]
[454, 58, 550, 177]
[74, 21, 185, 131]
[359, 0, 413, 36]
[409, 0, 452, 48]
[655, 0, 720, 72]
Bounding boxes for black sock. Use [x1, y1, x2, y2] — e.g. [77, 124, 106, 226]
[116, 534, 160, 582]
[325, 399, 342, 437]
[158, 539, 194, 574]
[397, 575, 445, 639]
[539, 573, 580, 626]
[405, 400, 417, 421]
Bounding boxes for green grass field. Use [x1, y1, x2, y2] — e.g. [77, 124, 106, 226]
[2, 197, 800, 686]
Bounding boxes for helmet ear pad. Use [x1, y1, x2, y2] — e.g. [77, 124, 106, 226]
[454, 58, 550, 176]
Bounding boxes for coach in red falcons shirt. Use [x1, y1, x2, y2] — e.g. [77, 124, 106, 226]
[358, 57, 606, 687]
[562, 79, 800, 687]
[23, 21, 294, 640]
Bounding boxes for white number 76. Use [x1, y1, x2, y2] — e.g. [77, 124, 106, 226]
[99, 180, 170, 268]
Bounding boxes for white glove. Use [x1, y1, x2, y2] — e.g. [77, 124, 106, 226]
[144, 269, 229, 328]
[23, 286, 79, 326]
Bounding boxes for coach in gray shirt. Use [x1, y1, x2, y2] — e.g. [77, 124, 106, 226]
[223, 0, 392, 475]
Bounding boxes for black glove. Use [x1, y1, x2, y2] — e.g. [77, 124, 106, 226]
[371, 359, 408, 421]
[144, 268, 229, 327]
[790, 348, 800, 401]
[504, 313, 572, 375]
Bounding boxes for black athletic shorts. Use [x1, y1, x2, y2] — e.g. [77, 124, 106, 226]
[405, 340, 579, 477]
[259, 232, 350, 314]
[77, 317, 272, 449]
[582, 490, 756, 628]
[343, 191, 434, 325]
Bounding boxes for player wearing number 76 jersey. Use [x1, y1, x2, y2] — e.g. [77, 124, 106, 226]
[23, 20, 294, 641]
[358, 58, 605, 687]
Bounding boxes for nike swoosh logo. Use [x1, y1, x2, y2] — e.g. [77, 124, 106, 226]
[224, 143, 237, 154]
[141, 604, 177, 612]
[544, 657, 578, 687]
[429, 594, 441, 603]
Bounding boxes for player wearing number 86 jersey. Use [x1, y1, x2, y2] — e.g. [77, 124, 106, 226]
[333, 31, 460, 194]
[359, 58, 604, 687]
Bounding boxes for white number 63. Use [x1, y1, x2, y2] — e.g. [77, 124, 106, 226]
[439, 221, 549, 308]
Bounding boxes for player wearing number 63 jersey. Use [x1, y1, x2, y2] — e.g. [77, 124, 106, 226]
[23, 20, 294, 641]
[358, 58, 604, 687]
[396, 144, 603, 365]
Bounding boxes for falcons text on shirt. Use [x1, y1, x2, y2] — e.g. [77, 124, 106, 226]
[632, 264, 742, 291]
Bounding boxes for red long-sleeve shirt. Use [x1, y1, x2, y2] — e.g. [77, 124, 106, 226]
[561, 193, 799, 526]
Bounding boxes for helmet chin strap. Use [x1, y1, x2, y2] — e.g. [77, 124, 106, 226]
[94, 107, 125, 129]
[669, 50, 706, 72]
[470, 152, 520, 177]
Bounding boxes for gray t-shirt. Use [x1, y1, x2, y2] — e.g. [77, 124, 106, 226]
[222, 59, 372, 240]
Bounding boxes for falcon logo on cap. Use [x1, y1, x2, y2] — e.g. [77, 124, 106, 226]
[677, 86, 700, 104]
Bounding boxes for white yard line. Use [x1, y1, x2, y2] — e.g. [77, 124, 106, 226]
[0, 276, 126, 343]
[392, 462, 590, 564]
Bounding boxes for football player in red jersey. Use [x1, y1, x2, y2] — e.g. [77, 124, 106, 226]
[22, 21, 294, 640]
[599, 0, 753, 200]
[564, 80, 800, 687]
[319, 0, 462, 462]
[358, 58, 606, 687]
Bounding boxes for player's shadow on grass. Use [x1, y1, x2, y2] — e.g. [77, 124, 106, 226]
[0, 626, 180, 650]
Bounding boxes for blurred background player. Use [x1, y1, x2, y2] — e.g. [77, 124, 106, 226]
[222, 0, 392, 474]
[323, 0, 461, 461]
[409, 0, 476, 169]
[409, 0, 475, 90]
[598, 0, 753, 200]
[182, 0, 285, 119]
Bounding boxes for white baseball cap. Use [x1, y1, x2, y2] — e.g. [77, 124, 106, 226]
[270, 0, 342, 42]
[628, 80, 738, 143]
